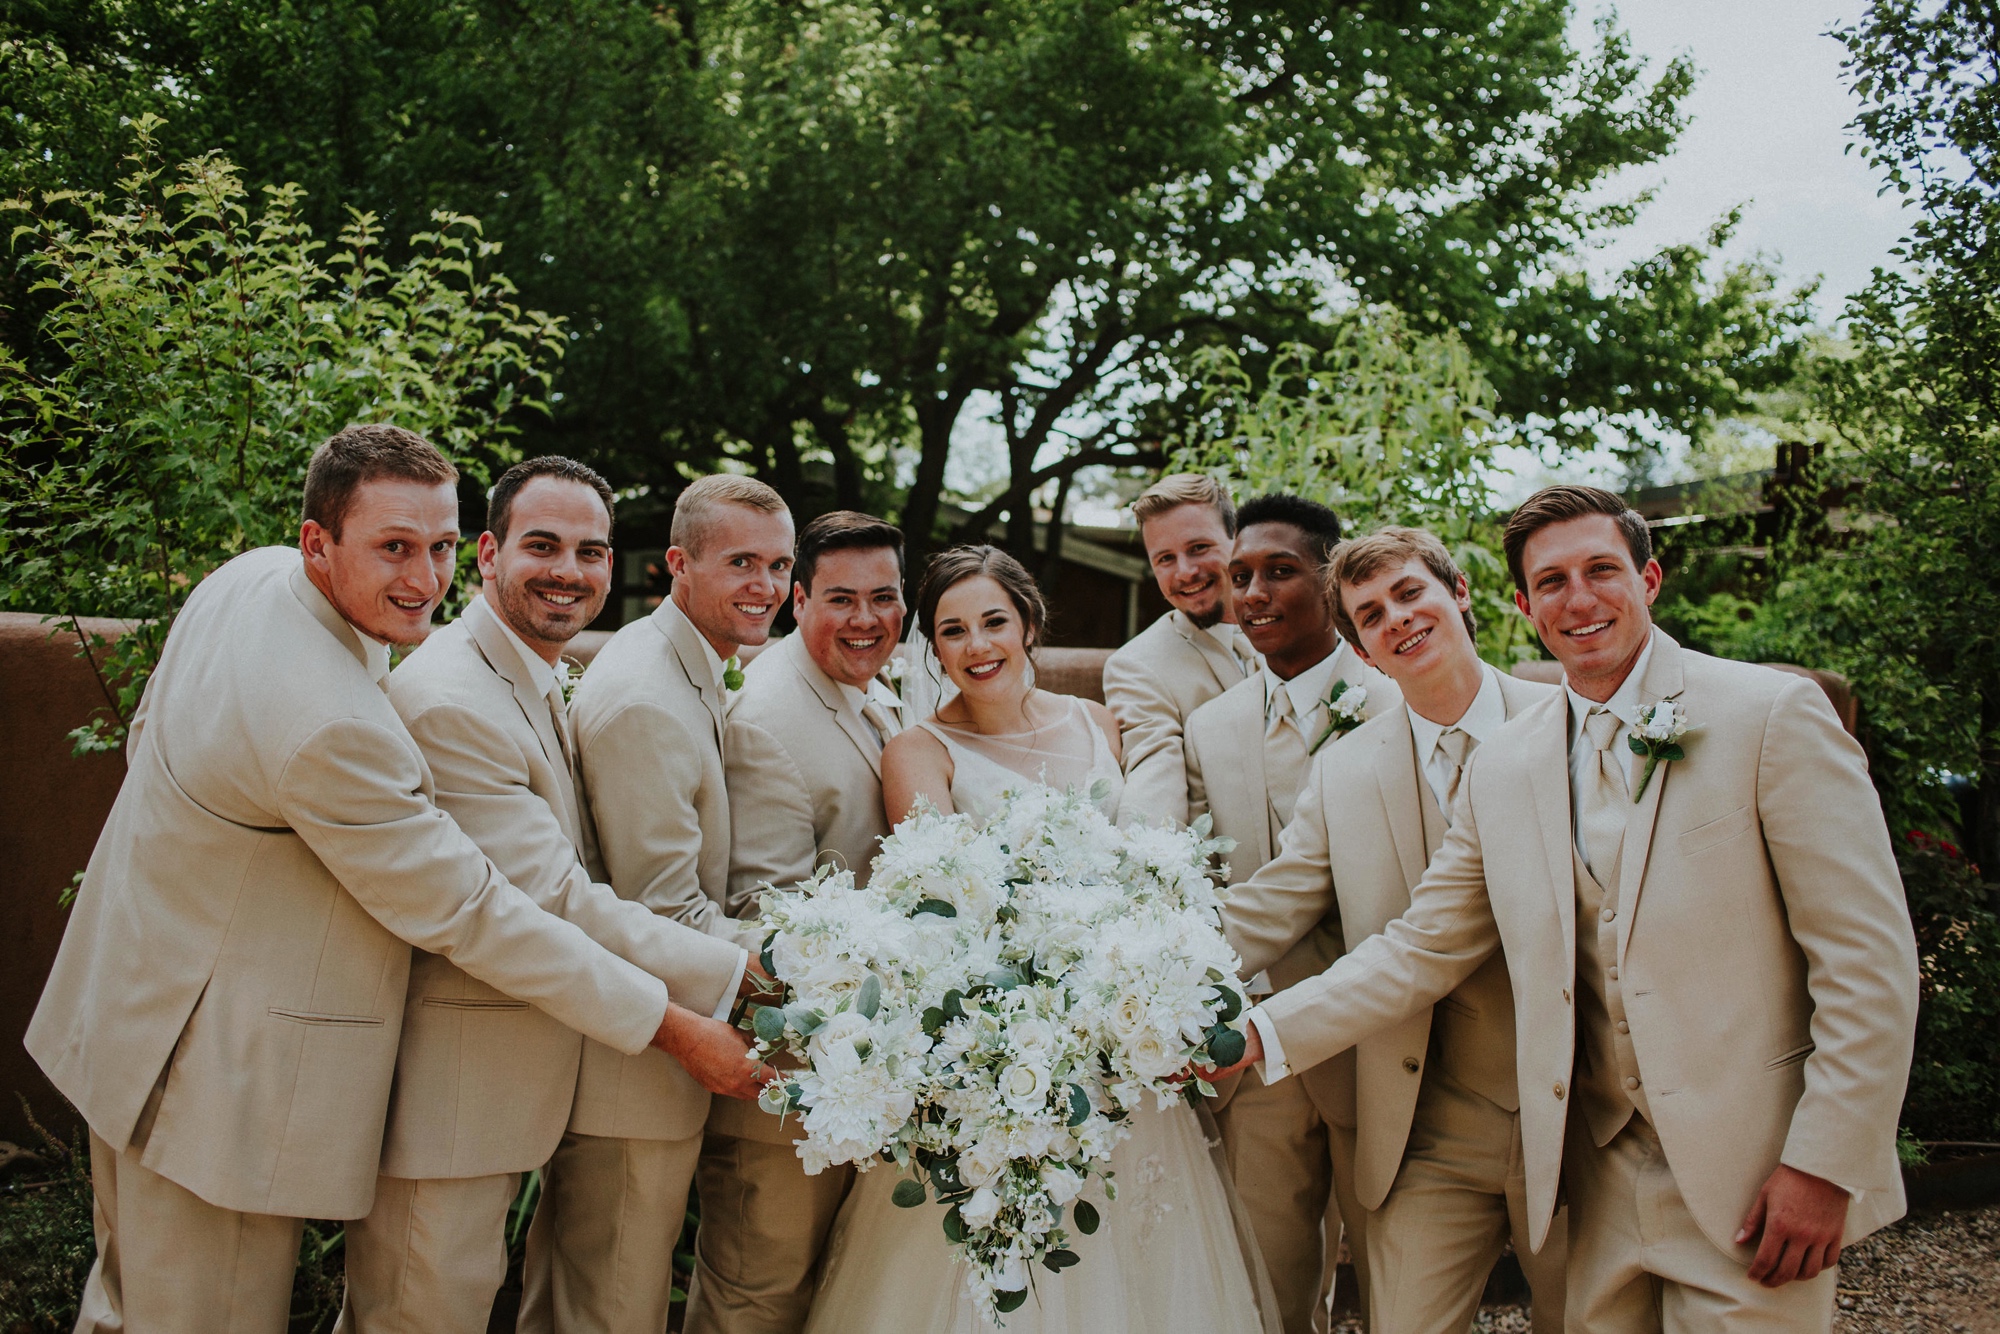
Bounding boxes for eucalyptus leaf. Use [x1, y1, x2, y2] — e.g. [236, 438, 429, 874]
[857, 972, 882, 1020]
[1207, 1027, 1247, 1068]
[751, 1005, 786, 1045]
[1073, 1199, 1100, 1235]
[1065, 1083, 1091, 1127]
[891, 1178, 927, 1209]
[995, 1289, 1028, 1314]
[941, 1204, 968, 1243]
[1212, 988, 1242, 1023]
[914, 897, 958, 918]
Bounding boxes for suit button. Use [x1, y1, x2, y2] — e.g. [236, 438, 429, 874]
[1607, 966, 1620, 981]
[1553, 1082, 1566, 1100]
[1624, 1076, 1641, 1090]
[1601, 908, 1615, 922]
[1616, 1020, 1629, 1034]
[1403, 1057, 1421, 1074]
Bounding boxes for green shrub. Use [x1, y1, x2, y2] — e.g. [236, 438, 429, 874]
[1897, 831, 2000, 1144]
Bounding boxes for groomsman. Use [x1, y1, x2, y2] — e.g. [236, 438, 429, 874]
[1105, 472, 1260, 827]
[1222, 486, 1920, 1334]
[520, 473, 793, 1334]
[1293, 525, 1567, 1334]
[339, 458, 765, 1333]
[1184, 494, 1398, 1334]
[687, 511, 909, 1333]
[27, 426, 755, 1334]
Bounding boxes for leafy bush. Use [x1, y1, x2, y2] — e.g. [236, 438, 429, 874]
[1896, 832, 2000, 1144]
[0, 1101, 94, 1333]
[1169, 311, 1536, 665]
[0, 119, 564, 752]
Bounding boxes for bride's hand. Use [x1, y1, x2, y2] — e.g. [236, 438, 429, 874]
[1194, 1023, 1263, 1083]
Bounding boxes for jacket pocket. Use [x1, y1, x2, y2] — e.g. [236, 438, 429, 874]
[1677, 804, 1756, 857]
[268, 1008, 385, 1027]
[421, 997, 531, 1012]
[1766, 1041, 1815, 1070]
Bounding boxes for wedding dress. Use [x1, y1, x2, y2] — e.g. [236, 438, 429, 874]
[802, 695, 1282, 1334]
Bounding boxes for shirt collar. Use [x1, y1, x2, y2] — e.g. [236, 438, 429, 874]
[356, 629, 392, 687]
[1566, 633, 1655, 746]
[1264, 640, 1346, 719]
[1408, 662, 1507, 762]
[475, 594, 566, 702]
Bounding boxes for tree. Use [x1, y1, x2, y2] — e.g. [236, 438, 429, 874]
[0, 127, 564, 750]
[5, 1, 1810, 562]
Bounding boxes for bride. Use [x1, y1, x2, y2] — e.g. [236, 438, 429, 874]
[803, 546, 1280, 1333]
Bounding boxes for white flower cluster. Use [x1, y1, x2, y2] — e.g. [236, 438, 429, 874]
[749, 783, 1247, 1324]
[1632, 699, 1690, 743]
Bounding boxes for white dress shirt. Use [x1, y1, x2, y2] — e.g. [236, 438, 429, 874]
[1407, 664, 1508, 820]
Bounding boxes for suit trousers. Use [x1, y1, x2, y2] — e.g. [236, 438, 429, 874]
[75, 1129, 303, 1334]
[516, 1130, 703, 1334]
[335, 1171, 522, 1334]
[1564, 1119, 1837, 1334]
[1368, 1070, 1567, 1334]
[1213, 1071, 1370, 1334]
[682, 1132, 857, 1334]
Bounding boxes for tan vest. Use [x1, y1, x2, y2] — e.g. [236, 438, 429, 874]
[1571, 844, 1651, 1145]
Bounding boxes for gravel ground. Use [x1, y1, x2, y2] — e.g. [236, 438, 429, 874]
[1327, 1205, 2000, 1333]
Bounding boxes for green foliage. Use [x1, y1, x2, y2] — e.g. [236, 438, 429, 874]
[1896, 832, 2000, 1143]
[1169, 312, 1536, 665]
[0, 1102, 94, 1333]
[0, 123, 564, 751]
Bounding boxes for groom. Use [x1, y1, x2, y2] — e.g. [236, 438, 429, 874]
[521, 473, 794, 1334]
[1219, 485, 1920, 1333]
[689, 510, 909, 1333]
[27, 425, 753, 1333]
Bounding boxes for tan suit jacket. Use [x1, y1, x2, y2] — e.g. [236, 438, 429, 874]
[379, 598, 745, 1180]
[1227, 630, 1920, 1254]
[1185, 654, 1399, 1125]
[569, 597, 760, 1142]
[1226, 670, 1553, 1207]
[1105, 610, 1256, 827]
[725, 633, 894, 898]
[26, 548, 672, 1220]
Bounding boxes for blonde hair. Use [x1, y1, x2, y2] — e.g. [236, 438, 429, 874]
[1326, 526, 1477, 649]
[1132, 473, 1235, 538]
[670, 474, 789, 555]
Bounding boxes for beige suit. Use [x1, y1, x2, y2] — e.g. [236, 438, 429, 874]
[683, 633, 899, 1333]
[335, 596, 745, 1334]
[1237, 667, 1567, 1334]
[520, 596, 760, 1334]
[27, 548, 678, 1334]
[1229, 632, 1920, 1333]
[1186, 648, 1398, 1334]
[1105, 609, 1257, 827]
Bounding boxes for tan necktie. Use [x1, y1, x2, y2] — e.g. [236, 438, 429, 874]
[859, 697, 897, 750]
[1265, 681, 1309, 825]
[1579, 707, 1629, 885]
[1437, 725, 1471, 821]
[546, 686, 574, 772]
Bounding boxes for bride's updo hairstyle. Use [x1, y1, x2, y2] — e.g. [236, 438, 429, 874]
[914, 545, 1049, 659]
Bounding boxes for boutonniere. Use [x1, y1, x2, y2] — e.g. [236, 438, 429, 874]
[1308, 680, 1368, 755]
[724, 655, 745, 692]
[1626, 700, 1692, 801]
[882, 653, 908, 700]
[557, 657, 582, 705]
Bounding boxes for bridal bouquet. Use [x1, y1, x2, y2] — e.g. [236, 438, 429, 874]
[747, 784, 1248, 1322]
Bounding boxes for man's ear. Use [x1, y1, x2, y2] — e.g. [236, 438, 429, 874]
[664, 544, 690, 581]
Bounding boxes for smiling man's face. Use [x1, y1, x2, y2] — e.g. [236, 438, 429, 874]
[479, 476, 613, 663]
[795, 545, 905, 687]
[1140, 502, 1233, 626]
[1515, 513, 1662, 700]
[666, 502, 796, 659]
[1229, 520, 1336, 679]
[301, 477, 461, 646]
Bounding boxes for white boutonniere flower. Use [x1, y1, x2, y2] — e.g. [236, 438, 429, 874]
[882, 654, 908, 699]
[557, 657, 582, 705]
[1309, 680, 1368, 755]
[1626, 700, 1692, 801]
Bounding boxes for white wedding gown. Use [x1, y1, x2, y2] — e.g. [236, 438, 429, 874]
[802, 696, 1282, 1333]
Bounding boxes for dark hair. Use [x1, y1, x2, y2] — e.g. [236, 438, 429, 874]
[915, 546, 1048, 653]
[1326, 526, 1478, 648]
[1234, 493, 1345, 566]
[1502, 485, 1652, 593]
[488, 456, 616, 546]
[794, 511, 904, 594]
[302, 424, 458, 539]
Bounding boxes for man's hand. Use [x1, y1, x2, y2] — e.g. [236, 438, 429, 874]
[1736, 1164, 1849, 1287]
[1195, 1021, 1264, 1084]
[651, 1003, 773, 1101]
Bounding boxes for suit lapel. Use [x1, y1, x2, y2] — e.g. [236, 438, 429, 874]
[658, 599, 725, 754]
[1176, 613, 1248, 693]
[1524, 697, 1578, 963]
[1616, 630, 1687, 962]
[1373, 711, 1430, 894]
[792, 638, 885, 780]
[466, 600, 583, 840]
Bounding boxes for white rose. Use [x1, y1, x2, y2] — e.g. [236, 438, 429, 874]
[991, 1253, 1029, 1292]
[963, 1137, 1010, 1187]
[1009, 1017, 1056, 1057]
[1040, 1164, 1084, 1206]
[1126, 1030, 1181, 1081]
[959, 1185, 1003, 1230]
[1108, 992, 1148, 1039]
[998, 1060, 1052, 1113]
[808, 1010, 873, 1073]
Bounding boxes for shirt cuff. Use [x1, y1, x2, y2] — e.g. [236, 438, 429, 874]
[1247, 1006, 1290, 1084]
[712, 948, 749, 1023]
